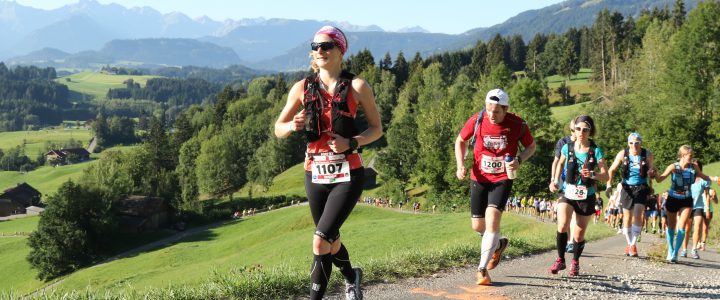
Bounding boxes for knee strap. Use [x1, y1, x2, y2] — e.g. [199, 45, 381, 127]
[315, 230, 340, 244]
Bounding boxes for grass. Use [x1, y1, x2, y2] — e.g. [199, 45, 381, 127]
[0, 216, 39, 234]
[0, 237, 46, 295]
[0, 217, 44, 293]
[0, 163, 95, 197]
[0, 216, 176, 296]
[0, 145, 138, 197]
[546, 68, 594, 105]
[0, 129, 93, 156]
[58, 72, 160, 101]
[550, 101, 599, 125]
[13, 205, 613, 297]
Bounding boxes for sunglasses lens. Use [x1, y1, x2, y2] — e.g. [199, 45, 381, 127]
[311, 42, 335, 51]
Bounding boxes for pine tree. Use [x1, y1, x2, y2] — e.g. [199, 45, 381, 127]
[380, 52, 393, 71]
[672, 0, 686, 28]
[392, 51, 409, 87]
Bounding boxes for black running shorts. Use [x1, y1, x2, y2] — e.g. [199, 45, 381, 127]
[470, 180, 512, 218]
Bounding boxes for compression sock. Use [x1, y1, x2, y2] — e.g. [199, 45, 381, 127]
[666, 228, 676, 258]
[309, 253, 333, 300]
[479, 231, 499, 269]
[557, 232, 568, 260]
[674, 229, 686, 258]
[622, 227, 631, 244]
[332, 244, 356, 283]
[630, 225, 642, 246]
[573, 240, 586, 261]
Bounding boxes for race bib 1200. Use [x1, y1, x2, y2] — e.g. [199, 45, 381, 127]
[481, 155, 505, 174]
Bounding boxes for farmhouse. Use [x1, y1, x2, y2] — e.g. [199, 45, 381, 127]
[45, 148, 91, 165]
[116, 195, 169, 232]
[0, 183, 42, 217]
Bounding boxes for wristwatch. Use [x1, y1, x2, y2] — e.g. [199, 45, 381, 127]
[516, 156, 522, 164]
[349, 137, 359, 151]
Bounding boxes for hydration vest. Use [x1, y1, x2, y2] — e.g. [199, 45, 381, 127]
[621, 148, 649, 179]
[565, 144, 597, 187]
[302, 70, 358, 148]
[670, 162, 695, 194]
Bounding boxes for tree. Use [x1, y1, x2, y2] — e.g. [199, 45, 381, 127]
[392, 51, 410, 87]
[663, 0, 720, 163]
[143, 116, 177, 199]
[508, 79, 559, 198]
[373, 70, 399, 133]
[415, 63, 454, 193]
[486, 34, 508, 72]
[195, 129, 242, 199]
[380, 52, 393, 71]
[558, 38, 580, 82]
[672, 0, 686, 28]
[525, 33, 547, 78]
[92, 113, 110, 147]
[592, 9, 613, 94]
[377, 113, 419, 198]
[469, 40, 488, 81]
[176, 137, 202, 213]
[410, 52, 424, 73]
[27, 181, 114, 280]
[508, 35, 526, 71]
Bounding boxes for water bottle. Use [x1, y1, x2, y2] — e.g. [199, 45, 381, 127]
[505, 154, 517, 180]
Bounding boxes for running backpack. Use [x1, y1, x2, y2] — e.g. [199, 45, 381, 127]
[302, 70, 358, 145]
[565, 144, 597, 186]
[621, 148, 649, 179]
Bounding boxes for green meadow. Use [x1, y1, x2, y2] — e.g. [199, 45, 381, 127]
[0, 217, 44, 294]
[550, 100, 598, 125]
[546, 68, 594, 104]
[0, 129, 93, 156]
[0, 145, 137, 196]
[58, 71, 160, 101]
[40, 205, 612, 297]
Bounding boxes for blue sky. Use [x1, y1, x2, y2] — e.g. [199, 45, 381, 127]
[14, 0, 562, 34]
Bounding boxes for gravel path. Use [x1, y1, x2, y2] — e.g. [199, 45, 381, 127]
[329, 231, 720, 299]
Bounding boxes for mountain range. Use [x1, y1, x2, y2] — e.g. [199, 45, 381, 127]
[0, 0, 698, 72]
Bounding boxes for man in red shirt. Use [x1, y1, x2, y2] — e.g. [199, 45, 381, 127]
[454, 88, 536, 285]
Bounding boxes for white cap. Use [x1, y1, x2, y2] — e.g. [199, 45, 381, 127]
[485, 88, 509, 106]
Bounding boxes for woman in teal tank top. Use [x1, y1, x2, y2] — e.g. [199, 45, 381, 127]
[655, 145, 717, 263]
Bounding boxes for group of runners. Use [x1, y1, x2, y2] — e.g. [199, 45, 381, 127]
[274, 26, 719, 299]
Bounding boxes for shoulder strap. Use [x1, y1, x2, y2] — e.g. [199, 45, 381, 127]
[469, 109, 486, 147]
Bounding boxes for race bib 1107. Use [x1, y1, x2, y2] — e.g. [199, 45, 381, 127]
[311, 154, 351, 184]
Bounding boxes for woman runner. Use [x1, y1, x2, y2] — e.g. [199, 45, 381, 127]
[274, 25, 382, 300]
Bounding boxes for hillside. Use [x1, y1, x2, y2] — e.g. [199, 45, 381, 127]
[45, 205, 611, 295]
[0, 145, 136, 196]
[0, 129, 92, 155]
[58, 71, 161, 101]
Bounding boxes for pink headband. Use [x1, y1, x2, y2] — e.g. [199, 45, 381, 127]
[315, 26, 347, 55]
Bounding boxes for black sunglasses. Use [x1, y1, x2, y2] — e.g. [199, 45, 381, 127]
[574, 127, 591, 133]
[311, 42, 337, 51]
[628, 141, 641, 145]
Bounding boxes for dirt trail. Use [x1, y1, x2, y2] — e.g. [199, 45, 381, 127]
[331, 232, 720, 299]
